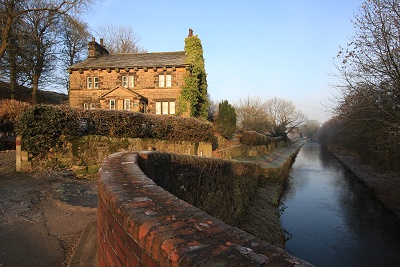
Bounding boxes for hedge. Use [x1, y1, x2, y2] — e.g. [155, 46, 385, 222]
[240, 131, 273, 146]
[16, 105, 214, 156]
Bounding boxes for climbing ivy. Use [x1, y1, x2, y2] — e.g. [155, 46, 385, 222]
[179, 33, 209, 120]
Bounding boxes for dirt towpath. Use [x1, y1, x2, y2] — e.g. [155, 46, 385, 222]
[0, 151, 98, 267]
[330, 148, 400, 219]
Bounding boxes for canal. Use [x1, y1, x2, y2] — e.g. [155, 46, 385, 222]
[280, 142, 400, 267]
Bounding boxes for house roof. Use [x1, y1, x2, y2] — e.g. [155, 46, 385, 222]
[69, 51, 187, 69]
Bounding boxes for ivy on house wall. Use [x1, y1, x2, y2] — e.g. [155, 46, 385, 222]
[179, 31, 209, 120]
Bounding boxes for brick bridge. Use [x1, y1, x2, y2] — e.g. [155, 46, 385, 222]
[97, 143, 313, 266]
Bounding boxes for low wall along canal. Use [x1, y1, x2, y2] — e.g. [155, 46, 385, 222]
[97, 144, 313, 266]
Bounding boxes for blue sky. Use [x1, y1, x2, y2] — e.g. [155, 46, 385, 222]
[84, 0, 364, 123]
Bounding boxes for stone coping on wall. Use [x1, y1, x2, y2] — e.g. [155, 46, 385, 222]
[98, 151, 313, 266]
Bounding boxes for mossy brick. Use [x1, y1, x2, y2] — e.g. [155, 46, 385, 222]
[74, 167, 88, 175]
[59, 158, 72, 167]
[87, 165, 99, 174]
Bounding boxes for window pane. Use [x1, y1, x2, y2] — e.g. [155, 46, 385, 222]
[166, 75, 172, 87]
[124, 99, 130, 110]
[90, 103, 96, 109]
[110, 100, 115, 110]
[162, 102, 169, 114]
[122, 76, 128, 88]
[156, 102, 162, 114]
[129, 76, 135, 88]
[87, 77, 92, 89]
[94, 77, 99, 88]
[159, 75, 165, 87]
[83, 103, 89, 109]
[169, 101, 175, 114]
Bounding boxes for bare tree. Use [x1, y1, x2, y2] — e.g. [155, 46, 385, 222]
[96, 23, 146, 53]
[0, 0, 93, 103]
[18, 5, 60, 104]
[0, 0, 93, 60]
[234, 96, 273, 134]
[58, 15, 90, 91]
[300, 119, 320, 140]
[333, 0, 400, 170]
[265, 97, 307, 136]
[207, 96, 218, 122]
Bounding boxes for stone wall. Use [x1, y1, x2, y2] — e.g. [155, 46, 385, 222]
[16, 136, 212, 173]
[213, 140, 287, 159]
[69, 66, 188, 115]
[97, 151, 312, 267]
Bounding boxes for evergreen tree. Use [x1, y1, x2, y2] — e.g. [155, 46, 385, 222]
[215, 100, 236, 139]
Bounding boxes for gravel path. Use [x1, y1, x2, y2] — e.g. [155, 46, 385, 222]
[0, 151, 97, 267]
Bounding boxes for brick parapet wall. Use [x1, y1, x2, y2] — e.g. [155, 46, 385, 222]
[98, 151, 312, 266]
[137, 152, 260, 227]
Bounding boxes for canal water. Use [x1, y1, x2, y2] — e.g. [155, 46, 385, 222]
[280, 142, 400, 267]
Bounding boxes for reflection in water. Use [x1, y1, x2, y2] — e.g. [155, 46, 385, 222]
[280, 142, 400, 267]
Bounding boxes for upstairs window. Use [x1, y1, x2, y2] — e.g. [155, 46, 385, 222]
[83, 103, 89, 110]
[158, 74, 171, 87]
[122, 76, 135, 88]
[87, 77, 99, 89]
[94, 77, 99, 88]
[90, 103, 96, 110]
[87, 77, 92, 89]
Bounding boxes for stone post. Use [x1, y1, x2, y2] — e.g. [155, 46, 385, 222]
[15, 135, 21, 172]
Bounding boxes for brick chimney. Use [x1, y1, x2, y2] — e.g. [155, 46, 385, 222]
[88, 37, 109, 58]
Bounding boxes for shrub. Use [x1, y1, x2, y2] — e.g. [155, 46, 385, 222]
[215, 100, 236, 139]
[16, 105, 215, 155]
[78, 110, 214, 142]
[240, 131, 271, 146]
[0, 100, 30, 132]
[15, 105, 79, 155]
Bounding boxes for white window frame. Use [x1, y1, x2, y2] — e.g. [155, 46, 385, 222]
[155, 101, 176, 114]
[122, 76, 135, 88]
[124, 99, 130, 110]
[122, 76, 128, 88]
[110, 99, 116, 110]
[129, 76, 135, 88]
[83, 103, 89, 110]
[166, 74, 172, 87]
[169, 101, 175, 114]
[158, 74, 172, 88]
[87, 77, 92, 89]
[90, 103, 96, 110]
[162, 102, 169, 114]
[155, 102, 162, 114]
[93, 77, 99, 89]
[158, 75, 165, 87]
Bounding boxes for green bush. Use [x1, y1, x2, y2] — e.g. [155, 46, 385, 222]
[16, 105, 215, 155]
[79, 109, 214, 142]
[240, 131, 272, 146]
[16, 105, 79, 155]
[215, 100, 236, 139]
